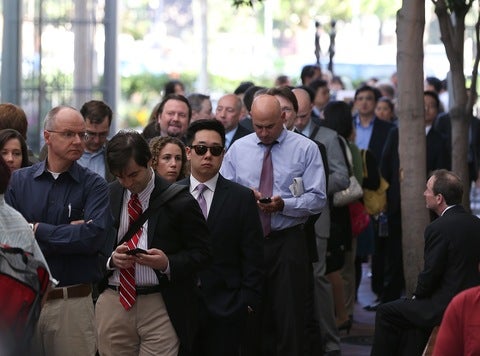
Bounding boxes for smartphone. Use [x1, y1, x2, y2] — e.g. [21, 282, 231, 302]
[125, 248, 148, 256]
[259, 197, 272, 204]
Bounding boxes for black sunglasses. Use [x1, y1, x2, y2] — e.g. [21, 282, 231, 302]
[191, 145, 224, 156]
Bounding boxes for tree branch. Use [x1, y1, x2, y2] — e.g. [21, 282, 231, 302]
[467, 2, 480, 114]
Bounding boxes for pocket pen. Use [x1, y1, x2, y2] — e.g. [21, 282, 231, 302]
[68, 203, 72, 218]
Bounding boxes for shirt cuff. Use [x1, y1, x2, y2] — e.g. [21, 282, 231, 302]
[160, 261, 170, 280]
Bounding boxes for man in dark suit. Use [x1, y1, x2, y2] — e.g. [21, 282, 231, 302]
[215, 94, 252, 150]
[180, 119, 263, 356]
[95, 130, 211, 356]
[371, 169, 480, 356]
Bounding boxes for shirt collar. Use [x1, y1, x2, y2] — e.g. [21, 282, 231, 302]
[189, 173, 219, 193]
[34, 160, 81, 183]
[440, 205, 456, 216]
[254, 127, 286, 146]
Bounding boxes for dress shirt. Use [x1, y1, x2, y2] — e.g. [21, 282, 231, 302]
[299, 119, 313, 138]
[225, 127, 238, 150]
[354, 114, 375, 150]
[0, 195, 56, 285]
[5, 161, 112, 286]
[78, 146, 107, 179]
[109, 169, 162, 286]
[189, 174, 219, 218]
[221, 128, 326, 231]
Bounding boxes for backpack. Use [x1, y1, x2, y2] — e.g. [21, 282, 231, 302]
[0, 245, 50, 353]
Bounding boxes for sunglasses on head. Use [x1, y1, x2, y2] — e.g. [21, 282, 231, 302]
[191, 145, 224, 156]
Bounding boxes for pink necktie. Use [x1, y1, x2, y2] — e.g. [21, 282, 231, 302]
[196, 184, 208, 219]
[259, 144, 274, 236]
[119, 193, 142, 310]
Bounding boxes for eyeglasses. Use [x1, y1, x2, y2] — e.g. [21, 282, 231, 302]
[191, 145, 224, 156]
[46, 130, 87, 140]
[85, 131, 109, 141]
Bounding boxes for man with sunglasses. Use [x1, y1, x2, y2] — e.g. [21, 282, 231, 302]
[179, 119, 263, 356]
[5, 105, 113, 356]
[221, 94, 326, 356]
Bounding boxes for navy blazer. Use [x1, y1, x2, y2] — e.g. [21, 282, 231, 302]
[179, 174, 264, 317]
[108, 175, 212, 351]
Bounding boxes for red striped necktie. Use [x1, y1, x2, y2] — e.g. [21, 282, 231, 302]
[119, 193, 142, 310]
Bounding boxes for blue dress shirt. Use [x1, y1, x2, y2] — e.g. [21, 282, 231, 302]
[354, 114, 375, 150]
[220, 129, 326, 231]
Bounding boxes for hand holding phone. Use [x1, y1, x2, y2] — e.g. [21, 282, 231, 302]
[125, 248, 148, 256]
[259, 197, 272, 204]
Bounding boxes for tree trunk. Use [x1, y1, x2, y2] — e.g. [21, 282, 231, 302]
[396, 0, 429, 296]
[434, 1, 471, 209]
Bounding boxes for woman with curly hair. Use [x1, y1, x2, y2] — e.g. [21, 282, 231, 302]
[149, 136, 187, 182]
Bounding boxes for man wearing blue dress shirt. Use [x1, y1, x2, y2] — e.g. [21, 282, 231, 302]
[221, 94, 326, 356]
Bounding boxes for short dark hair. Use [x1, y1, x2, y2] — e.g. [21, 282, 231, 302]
[0, 156, 10, 194]
[431, 169, 463, 205]
[234, 81, 255, 95]
[323, 101, 353, 139]
[0, 103, 28, 139]
[187, 93, 210, 113]
[424, 90, 440, 110]
[106, 130, 152, 175]
[186, 119, 226, 147]
[354, 85, 381, 102]
[164, 80, 185, 96]
[243, 86, 266, 112]
[308, 79, 329, 93]
[156, 94, 192, 122]
[426, 76, 442, 93]
[149, 136, 187, 180]
[265, 86, 299, 113]
[80, 100, 113, 126]
[0, 129, 30, 168]
[300, 64, 321, 85]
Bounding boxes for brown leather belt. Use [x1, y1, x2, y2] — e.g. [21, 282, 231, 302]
[46, 284, 92, 301]
[108, 284, 162, 295]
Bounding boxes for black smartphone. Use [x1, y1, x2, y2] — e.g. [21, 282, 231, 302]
[125, 248, 148, 255]
[259, 197, 272, 204]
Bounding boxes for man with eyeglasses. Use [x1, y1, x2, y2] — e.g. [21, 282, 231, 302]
[178, 119, 263, 356]
[38, 100, 115, 182]
[78, 100, 115, 182]
[221, 94, 326, 356]
[214, 94, 252, 150]
[5, 105, 113, 356]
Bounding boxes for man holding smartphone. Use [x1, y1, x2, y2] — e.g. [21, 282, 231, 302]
[221, 94, 326, 356]
[95, 130, 211, 356]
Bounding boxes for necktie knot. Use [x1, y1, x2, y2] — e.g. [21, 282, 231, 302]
[196, 183, 208, 219]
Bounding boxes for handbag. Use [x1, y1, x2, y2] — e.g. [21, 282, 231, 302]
[348, 201, 370, 236]
[361, 150, 389, 215]
[333, 137, 363, 207]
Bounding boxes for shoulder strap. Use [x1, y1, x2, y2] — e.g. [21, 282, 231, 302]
[362, 149, 368, 179]
[309, 124, 320, 140]
[338, 136, 353, 176]
[117, 184, 188, 246]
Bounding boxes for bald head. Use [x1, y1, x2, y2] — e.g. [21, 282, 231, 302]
[292, 88, 313, 132]
[251, 94, 284, 144]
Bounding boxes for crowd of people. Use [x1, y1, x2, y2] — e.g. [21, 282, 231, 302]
[0, 65, 480, 356]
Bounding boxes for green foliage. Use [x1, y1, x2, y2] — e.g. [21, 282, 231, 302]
[232, 0, 263, 8]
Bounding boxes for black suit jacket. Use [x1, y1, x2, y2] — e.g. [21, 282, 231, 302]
[413, 205, 480, 326]
[229, 124, 252, 150]
[179, 175, 264, 317]
[426, 126, 450, 174]
[108, 175, 212, 351]
[368, 118, 395, 164]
